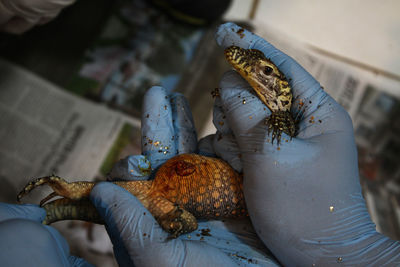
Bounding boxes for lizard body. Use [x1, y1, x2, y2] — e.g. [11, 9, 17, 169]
[18, 154, 245, 238]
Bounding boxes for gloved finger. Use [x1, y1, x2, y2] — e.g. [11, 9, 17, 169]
[212, 92, 233, 135]
[0, 203, 45, 222]
[0, 219, 73, 266]
[215, 72, 279, 152]
[210, 87, 245, 171]
[218, 70, 270, 137]
[170, 92, 197, 154]
[294, 95, 354, 139]
[90, 182, 173, 267]
[142, 86, 176, 169]
[197, 133, 242, 172]
[212, 132, 242, 172]
[218, 71, 315, 153]
[42, 225, 93, 267]
[179, 219, 281, 266]
[107, 155, 151, 181]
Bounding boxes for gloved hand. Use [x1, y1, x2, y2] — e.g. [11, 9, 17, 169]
[0, 0, 75, 34]
[208, 22, 400, 266]
[90, 86, 281, 267]
[0, 203, 93, 266]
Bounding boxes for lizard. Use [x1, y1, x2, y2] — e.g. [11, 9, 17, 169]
[224, 46, 296, 144]
[18, 154, 245, 238]
[17, 46, 295, 238]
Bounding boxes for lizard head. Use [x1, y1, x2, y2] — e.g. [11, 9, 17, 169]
[224, 46, 292, 112]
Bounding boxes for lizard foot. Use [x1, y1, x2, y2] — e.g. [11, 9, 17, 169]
[17, 176, 94, 206]
[158, 205, 198, 239]
[266, 110, 295, 145]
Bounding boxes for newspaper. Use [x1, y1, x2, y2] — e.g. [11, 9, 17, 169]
[255, 20, 400, 239]
[0, 59, 142, 266]
[0, 59, 141, 200]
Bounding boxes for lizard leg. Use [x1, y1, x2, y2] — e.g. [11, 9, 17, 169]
[41, 191, 198, 237]
[266, 110, 295, 145]
[42, 198, 103, 225]
[144, 196, 198, 238]
[41, 194, 197, 238]
[17, 176, 95, 205]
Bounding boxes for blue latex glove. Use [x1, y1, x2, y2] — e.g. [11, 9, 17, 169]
[0, 203, 93, 267]
[206, 22, 400, 266]
[91, 86, 281, 267]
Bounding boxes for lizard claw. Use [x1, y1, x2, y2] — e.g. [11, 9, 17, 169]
[17, 176, 62, 203]
[266, 110, 295, 146]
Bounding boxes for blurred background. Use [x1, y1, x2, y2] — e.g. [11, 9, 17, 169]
[0, 0, 399, 266]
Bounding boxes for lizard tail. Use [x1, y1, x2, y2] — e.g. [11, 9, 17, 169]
[42, 198, 104, 225]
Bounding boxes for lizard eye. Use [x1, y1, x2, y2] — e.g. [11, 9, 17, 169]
[263, 66, 273, 75]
